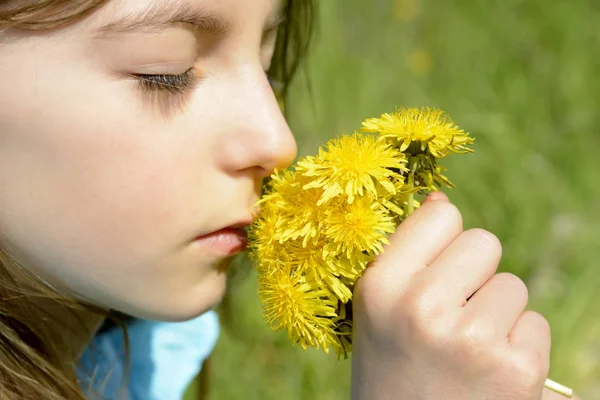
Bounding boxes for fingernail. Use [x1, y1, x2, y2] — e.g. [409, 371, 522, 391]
[423, 192, 448, 203]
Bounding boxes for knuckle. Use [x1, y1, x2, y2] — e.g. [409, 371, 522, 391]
[354, 268, 388, 312]
[398, 290, 449, 345]
[354, 267, 378, 296]
[463, 228, 503, 258]
[453, 316, 497, 359]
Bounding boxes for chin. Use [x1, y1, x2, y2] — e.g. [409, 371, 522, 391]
[124, 271, 228, 322]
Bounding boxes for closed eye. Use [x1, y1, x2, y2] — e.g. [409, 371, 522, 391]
[132, 68, 199, 95]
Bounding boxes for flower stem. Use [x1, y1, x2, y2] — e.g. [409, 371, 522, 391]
[544, 378, 573, 398]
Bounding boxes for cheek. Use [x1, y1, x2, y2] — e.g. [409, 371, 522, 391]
[0, 62, 222, 315]
[1, 101, 180, 257]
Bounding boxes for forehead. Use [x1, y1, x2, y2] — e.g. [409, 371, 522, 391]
[91, 0, 284, 35]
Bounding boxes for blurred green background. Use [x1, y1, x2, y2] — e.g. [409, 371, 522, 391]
[187, 0, 600, 398]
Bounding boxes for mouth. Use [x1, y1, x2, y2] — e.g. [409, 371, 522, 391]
[193, 220, 252, 256]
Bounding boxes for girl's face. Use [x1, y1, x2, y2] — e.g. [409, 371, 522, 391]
[0, 0, 296, 320]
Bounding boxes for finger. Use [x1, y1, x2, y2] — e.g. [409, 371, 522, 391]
[509, 310, 552, 350]
[418, 228, 502, 308]
[372, 194, 462, 284]
[463, 272, 528, 339]
[422, 191, 449, 202]
[542, 387, 579, 400]
[508, 310, 551, 390]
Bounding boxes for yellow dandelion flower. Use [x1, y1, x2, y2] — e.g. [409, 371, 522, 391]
[258, 265, 340, 352]
[248, 203, 284, 273]
[335, 251, 375, 281]
[323, 197, 396, 258]
[275, 187, 327, 247]
[259, 168, 306, 209]
[361, 107, 474, 158]
[283, 238, 354, 302]
[297, 134, 407, 205]
[257, 169, 332, 247]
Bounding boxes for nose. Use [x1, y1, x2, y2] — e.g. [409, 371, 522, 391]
[216, 68, 298, 178]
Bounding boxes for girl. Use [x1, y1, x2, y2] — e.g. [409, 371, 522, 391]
[0, 0, 579, 399]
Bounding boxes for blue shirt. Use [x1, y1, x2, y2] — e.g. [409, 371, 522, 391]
[77, 310, 220, 400]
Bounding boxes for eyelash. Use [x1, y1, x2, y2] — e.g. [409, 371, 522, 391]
[133, 68, 199, 95]
[133, 69, 279, 95]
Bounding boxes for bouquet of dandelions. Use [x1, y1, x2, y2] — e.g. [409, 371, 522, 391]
[247, 107, 473, 357]
[247, 106, 575, 398]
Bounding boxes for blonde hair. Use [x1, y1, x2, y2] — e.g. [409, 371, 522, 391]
[0, 248, 128, 399]
[0, 0, 315, 398]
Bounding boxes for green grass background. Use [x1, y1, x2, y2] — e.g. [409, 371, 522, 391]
[187, 0, 600, 398]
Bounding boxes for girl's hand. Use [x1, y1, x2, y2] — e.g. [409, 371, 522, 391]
[351, 193, 577, 400]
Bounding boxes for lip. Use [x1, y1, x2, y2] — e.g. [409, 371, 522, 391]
[194, 225, 249, 256]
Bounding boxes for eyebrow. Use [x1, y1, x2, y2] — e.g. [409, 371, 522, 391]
[95, 3, 231, 38]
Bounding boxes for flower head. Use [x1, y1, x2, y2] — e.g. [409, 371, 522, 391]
[275, 186, 327, 247]
[361, 107, 474, 158]
[247, 201, 283, 273]
[258, 265, 340, 352]
[282, 238, 354, 302]
[323, 196, 395, 258]
[297, 133, 407, 205]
